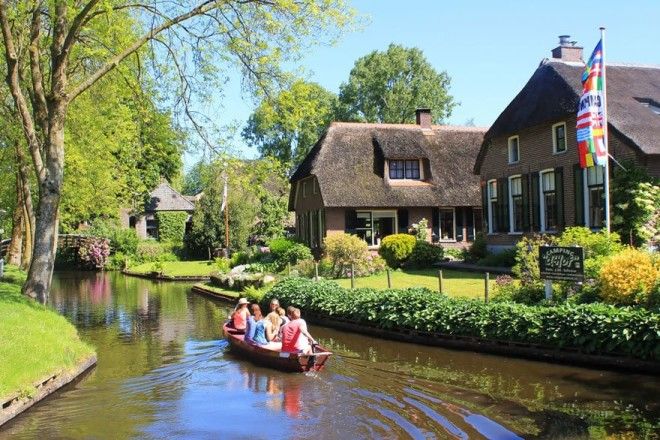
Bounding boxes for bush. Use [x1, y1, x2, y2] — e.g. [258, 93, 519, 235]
[136, 241, 176, 263]
[267, 237, 296, 257]
[492, 275, 545, 305]
[265, 278, 660, 360]
[87, 219, 139, 256]
[282, 243, 313, 266]
[477, 247, 516, 268]
[556, 227, 623, 278]
[599, 249, 659, 306]
[78, 237, 110, 270]
[467, 232, 488, 262]
[230, 250, 251, 267]
[215, 257, 231, 273]
[324, 233, 370, 277]
[408, 241, 443, 268]
[443, 247, 465, 261]
[378, 234, 416, 268]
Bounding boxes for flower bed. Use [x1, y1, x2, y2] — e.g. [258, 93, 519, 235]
[264, 278, 660, 361]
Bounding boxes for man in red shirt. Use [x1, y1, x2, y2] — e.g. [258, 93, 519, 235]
[280, 308, 316, 354]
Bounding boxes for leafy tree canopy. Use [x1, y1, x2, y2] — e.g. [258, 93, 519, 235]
[338, 43, 456, 124]
[242, 80, 338, 168]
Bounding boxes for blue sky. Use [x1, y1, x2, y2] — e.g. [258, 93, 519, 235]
[184, 0, 659, 169]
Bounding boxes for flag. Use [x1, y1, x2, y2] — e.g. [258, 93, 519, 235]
[220, 174, 228, 212]
[576, 39, 607, 168]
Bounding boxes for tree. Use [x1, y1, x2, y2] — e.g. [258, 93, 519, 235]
[0, 0, 353, 303]
[338, 43, 456, 124]
[243, 80, 338, 168]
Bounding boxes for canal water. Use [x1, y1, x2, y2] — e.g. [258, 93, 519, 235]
[1, 272, 658, 439]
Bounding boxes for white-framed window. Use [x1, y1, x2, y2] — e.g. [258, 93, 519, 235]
[487, 179, 497, 233]
[354, 210, 397, 246]
[438, 208, 456, 241]
[508, 175, 523, 233]
[552, 122, 567, 154]
[539, 170, 557, 231]
[508, 136, 520, 164]
[584, 166, 605, 228]
[389, 159, 421, 180]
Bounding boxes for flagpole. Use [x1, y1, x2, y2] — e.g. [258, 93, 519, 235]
[600, 26, 611, 233]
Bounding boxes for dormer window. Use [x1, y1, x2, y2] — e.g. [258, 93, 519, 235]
[389, 160, 420, 180]
[508, 136, 520, 164]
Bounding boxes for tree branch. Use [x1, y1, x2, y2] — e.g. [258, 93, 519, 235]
[0, 1, 46, 184]
[29, 1, 49, 135]
[67, 0, 221, 102]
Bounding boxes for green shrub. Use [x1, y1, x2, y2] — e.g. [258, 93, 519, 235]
[599, 248, 659, 306]
[282, 243, 313, 266]
[136, 241, 174, 263]
[215, 257, 231, 273]
[267, 237, 296, 256]
[324, 233, 371, 278]
[467, 232, 488, 262]
[109, 228, 140, 255]
[230, 250, 251, 267]
[408, 241, 444, 267]
[155, 211, 189, 243]
[477, 247, 516, 267]
[378, 234, 416, 268]
[492, 275, 544, 305]
[556, 227, 623, 278]
[443, 247, 465, 261]
[265, 278, 660, 360]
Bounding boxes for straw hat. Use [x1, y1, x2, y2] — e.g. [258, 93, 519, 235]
[238, 298, 249, 305]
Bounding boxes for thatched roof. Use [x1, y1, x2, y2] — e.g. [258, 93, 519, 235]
[146, 182, 195, 212]
[475, 59, 660, 173]
[290, 122, 486, 209]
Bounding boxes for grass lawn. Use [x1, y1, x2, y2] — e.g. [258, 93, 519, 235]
[128, 260, 216, 277]
[193, 282, 240, 299]
[335, 268, 495, 299]
[0, 265, 95, 401]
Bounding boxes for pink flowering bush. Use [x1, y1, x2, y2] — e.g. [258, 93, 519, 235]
[78, 238, 110, 270]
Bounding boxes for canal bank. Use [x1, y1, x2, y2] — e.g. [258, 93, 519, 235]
[0, 266, 96, 427]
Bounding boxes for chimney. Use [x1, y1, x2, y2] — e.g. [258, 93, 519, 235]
[415, 108, 432, 129]
[551, 35, 583, 62]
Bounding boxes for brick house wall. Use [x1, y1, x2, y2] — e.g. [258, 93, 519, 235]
[478, 116, 652, 249]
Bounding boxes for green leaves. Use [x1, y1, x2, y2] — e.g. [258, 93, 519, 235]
[337, 44, 456, 124]
[265, 278, 660, 360]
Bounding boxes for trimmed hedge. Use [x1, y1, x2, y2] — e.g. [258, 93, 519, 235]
[264, 278, 660, 360]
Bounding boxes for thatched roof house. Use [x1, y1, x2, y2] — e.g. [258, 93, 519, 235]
[290, 110, 487, 249]
[475, 36, 660, 250]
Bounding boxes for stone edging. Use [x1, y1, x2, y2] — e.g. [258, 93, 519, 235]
[305, 315, 660, 375]
[191, 284, 239, 302]
[122, 270, 210, 282]
[0, 354, 97, 427]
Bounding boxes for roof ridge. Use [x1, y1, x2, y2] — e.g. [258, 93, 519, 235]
[329, 121, 487, 132]
[543, 57, 660, 70]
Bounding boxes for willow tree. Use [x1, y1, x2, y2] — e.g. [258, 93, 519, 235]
[0, 0, 353, 303]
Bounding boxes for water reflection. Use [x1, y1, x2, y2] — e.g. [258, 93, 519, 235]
[0, 272, 657, 439]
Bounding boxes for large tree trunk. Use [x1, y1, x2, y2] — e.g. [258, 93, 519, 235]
[15, 141, 35, 270]
[6, 175, 23, 266]
[22, 112, 65, 304]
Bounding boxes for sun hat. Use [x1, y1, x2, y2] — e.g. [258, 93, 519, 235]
[238, 298, 249, 305]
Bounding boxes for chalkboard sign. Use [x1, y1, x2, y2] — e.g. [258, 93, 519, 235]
[539, 246, 584, 281]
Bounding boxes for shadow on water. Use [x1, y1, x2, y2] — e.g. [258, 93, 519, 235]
[1, 271, 658, 439]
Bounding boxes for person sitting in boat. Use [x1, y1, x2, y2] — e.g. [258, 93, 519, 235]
[264, 311, 281, 342]
[277, 307, 289, 326]
[245, 304, 268, 345]
[230, 298, 250, 333]
[269, 298, 280, 313]
[281, 308, 316, 354]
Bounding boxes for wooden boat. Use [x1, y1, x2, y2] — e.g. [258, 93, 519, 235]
[223, 323, 332, 372]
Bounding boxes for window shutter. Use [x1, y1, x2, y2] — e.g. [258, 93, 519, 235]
[397, 209, 409, 233]
[431, 207, 439, 242]
[573, 164, 584, 226]
[481, 182, 489, 233]
[530, 172, 540, 231]
[555, 167, 565, 229]
[345, 209, 357, 233]
[497, 178, 509, 233]
[521, 174, 530, 231]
